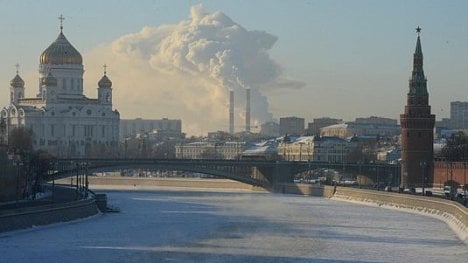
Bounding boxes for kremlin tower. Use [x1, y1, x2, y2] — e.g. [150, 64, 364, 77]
[400, 27, 435, 190]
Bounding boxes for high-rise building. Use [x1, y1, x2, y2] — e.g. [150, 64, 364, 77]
[279, 117, 305, 136]
[400, 27, 435, 189]
[260, 121, 280, 138]
[229, 90, 234, 134]
[450, 101, 468, 129]
[245, 88, 251, 132]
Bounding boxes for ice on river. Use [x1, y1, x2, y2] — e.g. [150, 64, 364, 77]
[0, 190, 466, 263]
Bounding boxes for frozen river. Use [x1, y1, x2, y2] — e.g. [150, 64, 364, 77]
[0, 190, 466, 263]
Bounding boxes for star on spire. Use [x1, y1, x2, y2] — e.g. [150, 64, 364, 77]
[58, 14, 65, 32]
[416, 26, 422, 36]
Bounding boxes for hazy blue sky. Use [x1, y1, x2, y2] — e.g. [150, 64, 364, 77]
[1, 0, 468, 134]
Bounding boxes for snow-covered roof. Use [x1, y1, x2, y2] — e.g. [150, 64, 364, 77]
[242, 139, 278, 155]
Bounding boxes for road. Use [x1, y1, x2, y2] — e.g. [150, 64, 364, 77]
[0, 190, 466, 262]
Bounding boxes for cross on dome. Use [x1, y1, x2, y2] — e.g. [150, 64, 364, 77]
[103, 64, 107, 75]
[15, 63, 20, 74]
[58, 14, 65, 32]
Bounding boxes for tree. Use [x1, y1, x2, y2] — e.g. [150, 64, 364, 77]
[0, 118, 6, 145]
[8, 127, 33, 154]
[441, 131, 468, 161]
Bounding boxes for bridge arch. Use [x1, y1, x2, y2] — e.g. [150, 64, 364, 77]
[49, 160, 271, 188]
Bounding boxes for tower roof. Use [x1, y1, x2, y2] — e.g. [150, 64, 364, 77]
[40, 16, 82, 66]
[409, 26, 427, 96]
[10, 74, 24, 88]
[414, 26, 423, 56]
[98, 66, 112, 88]
[40, 32, 83, 65]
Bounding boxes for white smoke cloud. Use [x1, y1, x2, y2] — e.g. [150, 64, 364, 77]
[84, 4, 303, 135]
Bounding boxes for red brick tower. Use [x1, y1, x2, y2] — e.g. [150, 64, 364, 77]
[400, 27, 435, 189]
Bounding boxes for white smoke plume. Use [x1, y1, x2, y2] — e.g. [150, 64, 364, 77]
[84, 5, 303, 135]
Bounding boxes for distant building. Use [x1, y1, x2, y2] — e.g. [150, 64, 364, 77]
[260, 121, 280, 138]
[278, 136, 314, 161]
[277, 136, 356, 163]
[241, 139, 279, 160]
[306, 117, 342, 136]
[120, 118, 182, 141]
[175, 141, 245, 159]
[355, 116, 397, 125]
[320, 124, 354, 138]
[279, 117, 304, 136]
[313, 136, 356, 163]
[320, 118, 399, 139]
[376, 147, 400, 163]
[450, 101, 468, 129]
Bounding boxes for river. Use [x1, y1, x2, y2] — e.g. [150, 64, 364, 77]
[0, 189, 466, 262]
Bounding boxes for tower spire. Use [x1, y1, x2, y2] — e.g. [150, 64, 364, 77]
[414, 26, 423, 57]
[58, 14, 65, 32]
[410, 26, 426, 96]
[15, 63, 20, 75]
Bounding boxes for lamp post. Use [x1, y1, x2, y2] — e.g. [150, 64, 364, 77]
[376, 166, 380, 191]
[299, 142, 303, 161]
[464, 161, 467, 205]
[13, 158, 23, 205]
[420, 161, 427, 196]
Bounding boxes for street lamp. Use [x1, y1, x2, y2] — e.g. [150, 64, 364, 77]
[13, 158, 23, 204]
[420, 161, 427, 196]
[464, 161, 467, 205]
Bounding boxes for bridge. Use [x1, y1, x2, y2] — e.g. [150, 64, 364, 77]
[46, 158, 401, 190]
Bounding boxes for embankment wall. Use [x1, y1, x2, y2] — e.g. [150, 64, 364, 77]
[0, 187, 98, 233]
[277, 183, 467, 243]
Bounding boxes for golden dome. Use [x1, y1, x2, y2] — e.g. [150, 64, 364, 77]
[98, 74, 112, 88]
[41, 72, 57, 86]
[40, 32, 82, 65]
[10, 74, 25, 88]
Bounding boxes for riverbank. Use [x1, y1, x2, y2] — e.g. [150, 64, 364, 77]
[56, 176, 267, 193]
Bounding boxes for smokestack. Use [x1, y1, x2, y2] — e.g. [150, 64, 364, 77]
[245, 88, 251, 132]
[229, 89, 234, 134]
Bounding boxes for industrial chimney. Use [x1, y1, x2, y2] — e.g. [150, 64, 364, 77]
[229, 89, 234, 134]
[245, 88, 251, 132]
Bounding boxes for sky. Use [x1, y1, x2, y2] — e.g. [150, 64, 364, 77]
[1, 0, 468, 135]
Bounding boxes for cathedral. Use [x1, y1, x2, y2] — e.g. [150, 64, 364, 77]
[0, 17, 120, 157]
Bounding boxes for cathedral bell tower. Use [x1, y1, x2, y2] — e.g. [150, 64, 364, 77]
[10, 65, 25, 105]
[41, 72, 58, 103]
[400, 27, 435, 189]
[97, 65, 112, 105]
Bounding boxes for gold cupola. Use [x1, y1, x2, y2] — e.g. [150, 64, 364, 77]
[39, 31, 82, 65]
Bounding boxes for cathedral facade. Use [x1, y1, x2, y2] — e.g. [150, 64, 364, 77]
[0, 20, 120, 157]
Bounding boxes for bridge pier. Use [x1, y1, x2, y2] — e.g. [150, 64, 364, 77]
[252, 162, 294, 191]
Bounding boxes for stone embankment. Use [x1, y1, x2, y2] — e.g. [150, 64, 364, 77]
[0, 186, 98, 233]
[277, 183, 468, 243]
